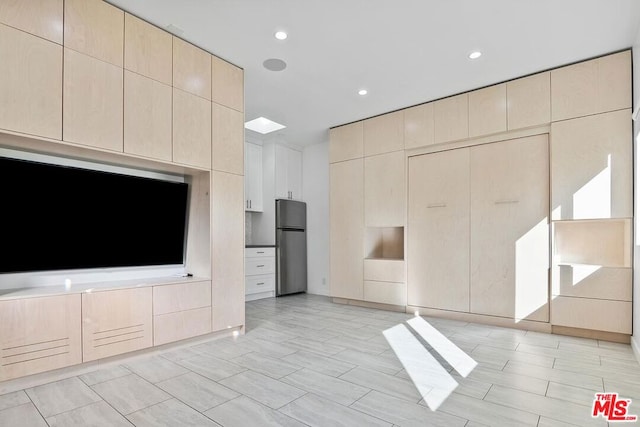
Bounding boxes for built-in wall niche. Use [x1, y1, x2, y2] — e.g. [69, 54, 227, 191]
[365, 227, 404, 259]
[553, 218, 631, 268]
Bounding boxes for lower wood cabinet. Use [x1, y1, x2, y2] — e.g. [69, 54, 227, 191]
[0, 295, 81, 381]
[82, 287, 152, 362]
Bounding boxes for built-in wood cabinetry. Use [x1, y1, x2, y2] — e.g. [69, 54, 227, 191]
[172, 88, 212, 169]
[213, 104, 244, 175]
[468, 84, 507, 138]
[364, 151, 405, 227]
[363, 111, 404, 156]
[434, 93, 468, 143]
[124, 13, 172, 85]
[404, 103, 434, 149]
[507, 72, 550, 130]
[212, 56, 244, 112]
[329, 122, 363, 163]
[0, 0, 63, 44]
[173, 36, 211, 100]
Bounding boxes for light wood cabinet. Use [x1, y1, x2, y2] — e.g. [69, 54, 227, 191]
[212, 171, 245, 331]
[551, 296, 631, 334]
[434, 93, 468, 143]
[468, 83, 506, 137]
[551, 51, 631, 121]
[507, 72, 550, 130]
[364, 259, 405, 283]
[329, 121, 363, 163]
[552, 265, 631, 301]
[404, 103, 434, 149]
[153, 281, 212, 315]
[124, 13, 172, 85]
[0, 295, 81, 381]
[469, 135, 549, 322]
[173, 36, 211, 100]
[363, 111, 404, 156]
[124, 70, 172, 161]
[64, 0, 123, 67]
[407, 148, 470, 312]
[330, 159, 364, 300]
[212, 56, 243, 112]
[244, 142, 263, 212]
[0, 0, 63, 44]
[550, 109, 632, 220]
[173, 88, 212, 169]
[0, 24, 62, 140]
[82, 287, 153, 362]
[63, 48, 123, 152]
[213, 103, 244, 175]
[364, 150, 405, 227]
[363, 281, 406, 306]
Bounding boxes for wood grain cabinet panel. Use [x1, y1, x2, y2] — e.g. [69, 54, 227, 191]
[364, 259, 405, 283]
[0, 295, 81, 381]
[363, 281, 406, 306]
[329, 121, 363, 163]
[507, 72, 550, 130]
[469, 83, 507, 137]
[363, 111, 404, 156]
[63, 49, 123, 151]
[0, 0, 63, 44]
[550, 109, 632, 220]
[124, 13, 172, 85]
[212, 103, 244, 175]
[407, 148, 470, 312]
[212, 55, 243, 112]
[82, 287, 152, 362]
[64, 0, 124, 67]
[212, 171, 245, 331]
[552, 265, 631, 301]
[469, 135, 549, 322]
[173, 36, 211, 100]
[173, 88, 212, 169]
[124, 70, 172, 161]
[551, 296, 631, 334]
[434, 93, 469, 144]
[153, 281, 212, 315]
[551, 50, 631, 121]
[330, 159, 364, 300]
[364, 150, 405, 227]
[0, 24, 62, 140]
[154, 307, 212, 346]
[404, 103, 434, 149]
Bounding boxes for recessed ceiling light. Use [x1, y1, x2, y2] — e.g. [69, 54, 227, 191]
[275, 31, 288, 40]
[358, 89, 368, 96]
[244, 117, 286, 134]
[468, 51, 482, 60]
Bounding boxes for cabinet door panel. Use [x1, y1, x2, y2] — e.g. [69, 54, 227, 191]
[173, 36, 211, 100]
[173, 88, 212, 169]
[470, 135, 549, 322]
[407, 148, 469, 312]
[212, 55, 243, 112]
[434, 93, 468, 143]
[244, 142, 263, 211]
[507, 72, 550, 130]
[287, 147, 302, 200]
[363, 111, 404, 156]
[153, 281, 212, 315]
[469, 83, 506, 137]
[364, 150, 405, 227]
[213, 104, 244, 175]
[0, 0, 63, 44]
[154, 307, 212, 346]
[329, 122, 363, 163]
[124, 13, 172, 85]
[330, 159, 364, 300]
[404, 103, 434, 149]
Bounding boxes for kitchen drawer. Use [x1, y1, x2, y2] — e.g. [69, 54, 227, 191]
[245, 256, 275, 275]
[246, 247, 275, 257]
[154, 306, 212, 346]
[245, 274, 275, 295]
[364, 281, 407, 306]
[364, 259, 405, 283]
[153, 280, 211, 315]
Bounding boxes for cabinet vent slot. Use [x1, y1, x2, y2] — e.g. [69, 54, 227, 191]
[1, 338, 70, 366]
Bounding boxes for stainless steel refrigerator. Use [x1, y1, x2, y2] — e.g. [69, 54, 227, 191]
[275, 199, 307, 296]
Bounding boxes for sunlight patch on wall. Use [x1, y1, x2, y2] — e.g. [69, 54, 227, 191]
[515, 217, 549, 321]
[573, 154, 611, 219]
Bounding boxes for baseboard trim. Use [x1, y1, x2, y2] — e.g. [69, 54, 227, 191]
[552, 325, 630, 344]
[332, 297, 406, 312]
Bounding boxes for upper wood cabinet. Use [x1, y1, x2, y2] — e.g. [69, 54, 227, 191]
[363, 111, 404, 156]
[0, 24, 62, 140]
[212, 55, 244, 112]
[364, 150, 405, 227]
[404, 102, 434, 150]
[124, 70, 172, 161]
[329, 121, 363, 163]
[212, 103, 244, 175]
[173, 36, 212, 100]
[434, 93, 469, 144]
[0, 0, 63, 44]
[469, 84, 506, 138]
[124, 13, 172, 85]
[63, 48, 123, 152]
[64, 0, 124, 67]
[551, 50, 631, 121]
[173, 88, 212, 169]
[507, 72, 550, 130]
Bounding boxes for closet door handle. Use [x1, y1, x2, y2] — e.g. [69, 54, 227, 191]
[494, 200, 519, 205]
[427, 203, 447, 208]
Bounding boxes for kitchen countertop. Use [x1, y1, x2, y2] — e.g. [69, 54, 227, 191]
[245, 244, 276, 248]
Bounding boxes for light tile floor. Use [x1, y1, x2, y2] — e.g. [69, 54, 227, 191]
[1, 293, 639, 426]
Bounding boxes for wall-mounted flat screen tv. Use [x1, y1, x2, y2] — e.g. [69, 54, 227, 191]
[1, 156, 189, 274]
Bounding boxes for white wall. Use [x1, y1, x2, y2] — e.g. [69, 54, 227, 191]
[303, 140, 330, 295]
[633, 32, 640, 359]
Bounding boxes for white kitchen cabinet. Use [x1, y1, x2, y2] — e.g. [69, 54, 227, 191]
[275, 144, 302, 200]
[244, 141, 263, 211]
[245, 247, 276, 301]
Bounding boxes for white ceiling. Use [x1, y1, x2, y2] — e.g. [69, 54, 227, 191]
[107, 0, 640, 148]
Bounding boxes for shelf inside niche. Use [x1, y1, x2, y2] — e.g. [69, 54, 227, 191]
[365, 226, 404, 260]
[553, 218, 631, 268]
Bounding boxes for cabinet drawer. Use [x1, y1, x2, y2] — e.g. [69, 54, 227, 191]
[364, 259, 405, 283]
[551, 296, 631, 334]
[153, 281, 211, 315]
[154, 306, 212, 346]
[245, 256, 275, 275]
[364, 281, 407, 306]
[246, 247, 275, 257]
[245, 274, 275, 295]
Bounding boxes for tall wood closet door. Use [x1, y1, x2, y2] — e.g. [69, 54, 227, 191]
[407, 148, 470, 312]
[330, 159, 364, 300]
[470, 134, 549, 321]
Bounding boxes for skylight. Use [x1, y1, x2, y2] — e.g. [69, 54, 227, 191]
[244, 117, 286, 134]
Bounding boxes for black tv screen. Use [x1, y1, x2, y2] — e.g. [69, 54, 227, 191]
[1, 156, 189, 274]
